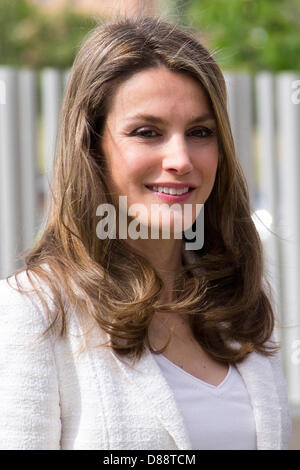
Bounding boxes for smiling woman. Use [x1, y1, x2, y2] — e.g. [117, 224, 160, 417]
[0, 14, 291, 450]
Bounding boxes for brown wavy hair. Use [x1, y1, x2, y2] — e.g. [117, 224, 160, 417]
[8, 14, 279, 365]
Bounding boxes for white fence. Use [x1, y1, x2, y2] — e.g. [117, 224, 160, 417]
[0, 67, 300, 407]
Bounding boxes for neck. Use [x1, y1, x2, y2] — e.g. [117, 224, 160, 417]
[125, 237, 183, 302]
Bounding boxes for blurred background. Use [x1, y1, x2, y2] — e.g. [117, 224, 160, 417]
[0, 0, 299, 449]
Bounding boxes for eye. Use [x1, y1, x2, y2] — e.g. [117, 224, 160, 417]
[189, 127, 214, 138]
[132, 128, 160, 138]
[130, 126, 215, 139]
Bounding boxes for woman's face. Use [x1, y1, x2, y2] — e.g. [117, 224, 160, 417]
[100, 65, 219, 236]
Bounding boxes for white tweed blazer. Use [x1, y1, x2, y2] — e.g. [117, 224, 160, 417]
[0, 270, 291, 450]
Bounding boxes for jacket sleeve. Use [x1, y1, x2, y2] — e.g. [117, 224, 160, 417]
[0, 275, 61, 449]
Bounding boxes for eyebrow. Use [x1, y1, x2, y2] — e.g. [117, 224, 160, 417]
[123, 112, 216, 125]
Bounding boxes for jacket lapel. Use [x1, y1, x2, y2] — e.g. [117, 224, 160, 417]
[235, 351, 282, 449]
[110, 345, 193, 450]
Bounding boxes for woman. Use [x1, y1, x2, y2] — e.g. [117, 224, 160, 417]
[0, 15, 291, 450]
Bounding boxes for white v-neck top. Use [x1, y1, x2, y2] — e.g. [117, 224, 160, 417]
[152, 353, 257, 450]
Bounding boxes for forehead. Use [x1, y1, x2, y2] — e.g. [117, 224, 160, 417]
[106, 66, 212, 123]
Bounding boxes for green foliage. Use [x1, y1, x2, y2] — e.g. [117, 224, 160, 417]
[0, 0, 99, 68]
[1, 0, 299, 71]
[186, 0, 300, 71]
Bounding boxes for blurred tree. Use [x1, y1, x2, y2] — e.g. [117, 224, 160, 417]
[185, 0, 300, 71]
[0, 0, 299, 71]
[0, 0, 99, 68]
[0, 0, 35, 65]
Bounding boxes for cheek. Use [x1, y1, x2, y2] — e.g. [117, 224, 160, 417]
[108, 152, 154, 191]
[118, 150, 154, 180]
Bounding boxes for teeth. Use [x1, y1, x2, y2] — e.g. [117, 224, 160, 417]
[148, 186, 190, 195]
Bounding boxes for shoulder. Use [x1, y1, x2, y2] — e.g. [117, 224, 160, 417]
[0, 266, 56, 339]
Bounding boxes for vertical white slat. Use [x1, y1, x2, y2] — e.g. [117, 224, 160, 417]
[224, 72, 238, 132]
[276, 72, 300, 406]
[18, 69, 38, 251]
[224, 72, 255, 207]
[255, 73, 282, 338]
[40, 68, 63, 210]
[0, 78, 5, 105]
[0, 67, 22, 278]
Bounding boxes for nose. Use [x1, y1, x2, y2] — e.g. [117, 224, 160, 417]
[161, 135, 193, 175]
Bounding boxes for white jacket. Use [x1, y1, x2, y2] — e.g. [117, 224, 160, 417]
[0, 270, 291, 450]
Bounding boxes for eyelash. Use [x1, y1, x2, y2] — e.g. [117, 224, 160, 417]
[131, 127, 215, 139]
